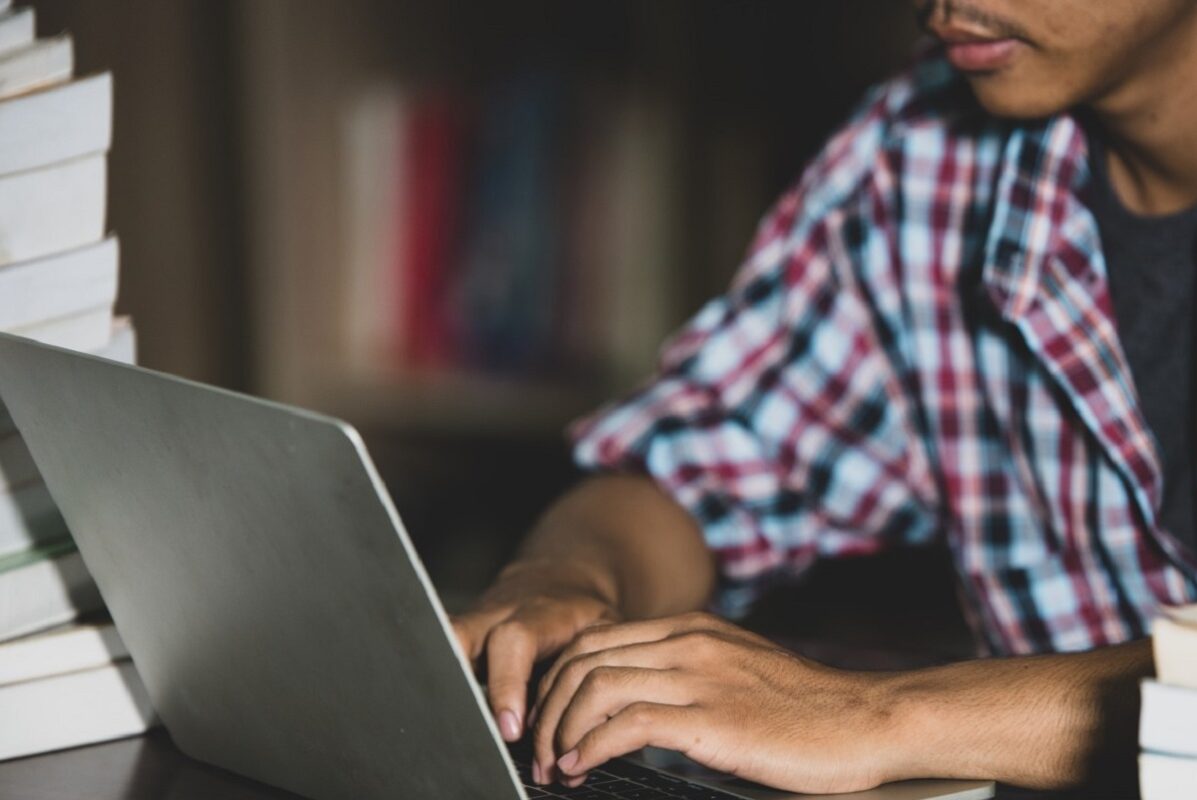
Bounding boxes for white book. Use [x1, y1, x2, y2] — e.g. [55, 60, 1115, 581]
[340, 86, 409, 372]
[0, 660, 156, 760]
[0, 621, 127, 686]
[1162, 603, 1197, 626]
[1141, 680, 1197, 758]
[0, 480, 66, 559]
[0, 544, 103, 642]
[0, 72, 111, 177]
[0, 35, 72, 100]
[1140, 751, 1197, 800]
[1153, 612, 1197, 690]
[0, 8, 34, 58]
[100, 315, 137, 364]
[0, 154, 107, 267]
[0, 238, 117, 331]
[10, 305, 113, 352]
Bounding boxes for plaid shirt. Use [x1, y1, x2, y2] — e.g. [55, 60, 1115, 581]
[571, 51, 1197, 657]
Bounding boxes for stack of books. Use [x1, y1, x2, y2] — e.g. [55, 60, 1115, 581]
[0, 2, 155, 760]
[1139, 604, 1197, 799]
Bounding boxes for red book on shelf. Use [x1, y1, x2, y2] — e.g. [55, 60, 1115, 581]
[397, 93, 468, 369]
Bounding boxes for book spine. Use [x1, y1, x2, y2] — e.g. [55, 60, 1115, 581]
[0, 71, 111, 176]
[0, 482, 68, 559]
[1153, 616, 1197, 690]
[399, 94, 466, 369]
[0, 8, 34, 58]
[0, 624, 128, 686]
[0, 238, 118, 331]
[1140, 751, 1197, 800]
[9, 304, 115, 352]
[0, 550, 103, 642]
[0, 661, 156, 761]
[1140, 680, 1197, 758]
[0, 35, 72, 100]
[0, 155, 107, 268]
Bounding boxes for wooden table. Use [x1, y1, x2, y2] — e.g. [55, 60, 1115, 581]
[0, 728, 1095, 800]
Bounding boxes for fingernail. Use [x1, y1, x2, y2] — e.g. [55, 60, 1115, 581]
[557, 749, 579, 774]
[498, 709, 521, 742]
[532, 761, 544, 785]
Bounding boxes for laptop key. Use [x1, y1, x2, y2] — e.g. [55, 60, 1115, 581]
[628, 772, 687, 791]
[550, 783, 618, 798]
[584, 770, 621, 785]
[589, 779, 639, 794]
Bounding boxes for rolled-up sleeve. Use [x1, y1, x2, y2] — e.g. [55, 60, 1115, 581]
[570, 87, 941, 613]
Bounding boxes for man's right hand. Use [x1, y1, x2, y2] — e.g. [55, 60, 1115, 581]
[451, 557, 621, 743]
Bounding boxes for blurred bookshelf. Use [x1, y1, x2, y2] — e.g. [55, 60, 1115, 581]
[31, 0, 919, 598]
[233, 0, 919, 440]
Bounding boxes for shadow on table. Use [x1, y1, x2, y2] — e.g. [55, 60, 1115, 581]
[738, 546, 978, 670]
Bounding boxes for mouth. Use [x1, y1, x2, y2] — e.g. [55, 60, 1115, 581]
[931, 24, 1024, 72]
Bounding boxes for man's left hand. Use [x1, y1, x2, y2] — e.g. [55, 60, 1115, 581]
[529, 611, 902, 794]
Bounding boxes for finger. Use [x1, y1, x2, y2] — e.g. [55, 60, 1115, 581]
[534, 616, 692, 711]
[534, 613, 738, 717]
[486, 604, 593, 742]
[451, 605, 513, 662]
[533, 639, 687, 783]
[556, 702, 693, 779]
[555, 667, 691, 758]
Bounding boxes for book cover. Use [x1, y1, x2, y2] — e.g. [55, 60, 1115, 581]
[1153, 611, 1197, 690]
[0, 660, 156, 760]
[0, 71, 110, 176]
[0, 541, 103, 642]
[0, 621, 128, 686]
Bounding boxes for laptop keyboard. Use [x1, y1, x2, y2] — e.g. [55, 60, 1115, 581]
[508, 742, 741, 800]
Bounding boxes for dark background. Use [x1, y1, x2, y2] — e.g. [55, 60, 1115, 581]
[25, 1, 960, 639]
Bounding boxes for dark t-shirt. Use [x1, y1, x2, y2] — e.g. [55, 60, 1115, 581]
[1085, 131, 1197, 554]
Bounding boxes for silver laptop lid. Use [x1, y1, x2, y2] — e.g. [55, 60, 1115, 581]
[0, 333, 523, 800]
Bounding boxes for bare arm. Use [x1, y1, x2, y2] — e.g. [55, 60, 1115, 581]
[451, 474, 715, 741]
[514, 474, 716, 619]
[891, 637, 1150, 788]
[531, 615, 1151, 792]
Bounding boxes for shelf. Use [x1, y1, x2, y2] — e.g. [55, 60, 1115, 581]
[304, 367, 609, 438]
[234, 1, 920, 439]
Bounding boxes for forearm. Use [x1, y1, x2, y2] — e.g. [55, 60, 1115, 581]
[511, 474, 716, 619]
[886, 639, 1152, 789]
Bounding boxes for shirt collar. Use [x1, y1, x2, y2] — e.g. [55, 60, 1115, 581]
[979, 113, 1165, 527]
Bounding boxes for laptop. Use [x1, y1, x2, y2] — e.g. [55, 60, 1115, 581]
[0, 333, 994, 800]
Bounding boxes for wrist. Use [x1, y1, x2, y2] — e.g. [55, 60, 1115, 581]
[878, 665, 1012, 784]
[497, 554, 621, 612]
[841, 669, 933, 785]
[872, 671, 945, 782]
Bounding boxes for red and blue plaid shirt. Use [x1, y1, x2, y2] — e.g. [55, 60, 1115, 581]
[571, 50, 1197, 657]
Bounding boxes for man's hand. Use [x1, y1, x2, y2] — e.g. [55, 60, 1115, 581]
[530, 612, 1154, 793]
[451, 558, 621, 743]
[451, 476, 717, 744]
[530, 612, 900, 794]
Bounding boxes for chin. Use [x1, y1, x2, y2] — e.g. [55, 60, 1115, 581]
[968, 80, 1077, 120]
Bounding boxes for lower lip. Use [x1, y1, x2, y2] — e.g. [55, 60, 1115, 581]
[945, 38, 1021, 72]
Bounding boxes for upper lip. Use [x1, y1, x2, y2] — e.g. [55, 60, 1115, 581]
[929, 23, 1010, 44]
